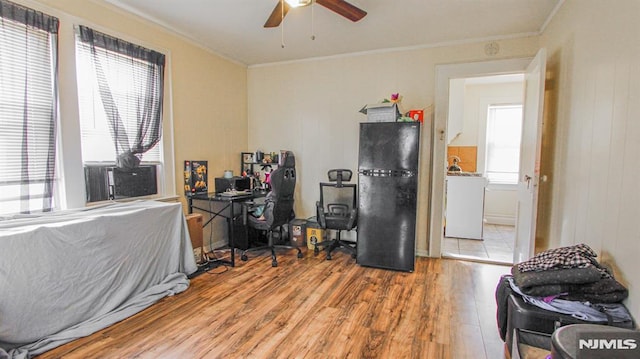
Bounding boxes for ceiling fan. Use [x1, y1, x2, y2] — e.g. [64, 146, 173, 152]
[264, 0, 367, 28]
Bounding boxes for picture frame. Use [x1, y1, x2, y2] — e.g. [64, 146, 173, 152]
[184, 160, 208, 196]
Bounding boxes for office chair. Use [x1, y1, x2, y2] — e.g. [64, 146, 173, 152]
[314, 169, 357, 260]
[240, 151, 303, 267]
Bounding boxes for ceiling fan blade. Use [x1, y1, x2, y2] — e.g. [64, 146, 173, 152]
[264, 1, 291, 28]
[315, 0, 367, 22]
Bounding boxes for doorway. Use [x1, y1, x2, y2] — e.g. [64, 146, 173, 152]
[442, 74, 524, 264]
[430, 57, 539, 264]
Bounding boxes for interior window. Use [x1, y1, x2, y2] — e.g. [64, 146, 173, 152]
[0, 2, 60, 215]
[485, 104, 523, 185]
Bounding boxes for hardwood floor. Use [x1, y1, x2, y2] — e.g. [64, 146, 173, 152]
[39, 249, 510, 359]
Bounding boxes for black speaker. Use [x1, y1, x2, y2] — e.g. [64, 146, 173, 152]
[231, 216, 249, 250]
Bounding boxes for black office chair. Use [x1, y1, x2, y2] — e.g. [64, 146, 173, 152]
[240, 151, 303, 267]
[314, 169, 357, 260]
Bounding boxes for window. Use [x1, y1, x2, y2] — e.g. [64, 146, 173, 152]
[75, 26, 165, 201]
[485, 104, 523, 184]
[0, 1, 59, 215]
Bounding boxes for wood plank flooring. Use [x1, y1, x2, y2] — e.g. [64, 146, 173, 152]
[38, 249, 510, 359]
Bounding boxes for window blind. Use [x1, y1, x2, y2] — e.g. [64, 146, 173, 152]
[0, 0, 59, 215]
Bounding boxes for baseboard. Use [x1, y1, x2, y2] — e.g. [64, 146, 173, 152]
[205, 240, 227, 253]
[416, 249, 430, 257]
[484, 214, 516, 226]
[442, 253, 513, 266]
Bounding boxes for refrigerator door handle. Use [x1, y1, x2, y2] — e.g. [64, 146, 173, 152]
[360, 169, 392, 177]
[359, 169, 417, 177]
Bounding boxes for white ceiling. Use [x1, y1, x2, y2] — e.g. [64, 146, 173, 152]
[104, 0, 562, 66]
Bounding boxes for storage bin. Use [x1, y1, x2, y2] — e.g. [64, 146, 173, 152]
[361, 103, 401, 122]
[289, 219, 307, 247]
[306, 218, 325, 250]
[409, 109, 424, 123]
[185, 213, 205, 264]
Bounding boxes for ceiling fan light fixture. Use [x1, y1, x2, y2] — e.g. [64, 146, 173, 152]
[284, 0, 312, 8]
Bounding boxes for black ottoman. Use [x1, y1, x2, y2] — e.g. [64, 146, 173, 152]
[505, 294, 634, 357]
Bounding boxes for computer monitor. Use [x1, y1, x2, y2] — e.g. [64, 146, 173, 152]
[215, 176, 251, 193]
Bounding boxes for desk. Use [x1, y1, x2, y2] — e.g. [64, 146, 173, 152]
[187, 191, 267, 267]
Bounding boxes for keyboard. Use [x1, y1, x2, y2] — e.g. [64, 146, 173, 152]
[219, 190, 251, 197]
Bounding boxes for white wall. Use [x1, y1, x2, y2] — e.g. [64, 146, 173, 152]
[539, 0, 640, 321]
[248, 38, 539, 254]
[447, 79, 465, 144]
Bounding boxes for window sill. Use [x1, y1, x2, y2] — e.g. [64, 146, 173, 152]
[84, 194, 179, 207]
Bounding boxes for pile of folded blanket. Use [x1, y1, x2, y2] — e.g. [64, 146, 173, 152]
[495, 243, 634, 341]
[511, 243, 628, 303]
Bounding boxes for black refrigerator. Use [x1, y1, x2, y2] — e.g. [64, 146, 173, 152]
[357, 122, 421, 272]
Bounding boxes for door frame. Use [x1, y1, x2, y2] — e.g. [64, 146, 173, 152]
[429, 57, 533, 258]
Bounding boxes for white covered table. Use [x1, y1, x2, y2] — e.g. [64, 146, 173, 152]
[0, 200, 197, 358]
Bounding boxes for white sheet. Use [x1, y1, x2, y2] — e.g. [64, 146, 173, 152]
[0, 200, 197, 358]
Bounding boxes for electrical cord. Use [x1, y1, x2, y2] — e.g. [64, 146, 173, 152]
[206, 265, 228, 275]
[208, 200, 215, 251]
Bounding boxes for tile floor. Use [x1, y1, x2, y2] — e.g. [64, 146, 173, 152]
[442, 224, 515, 264]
